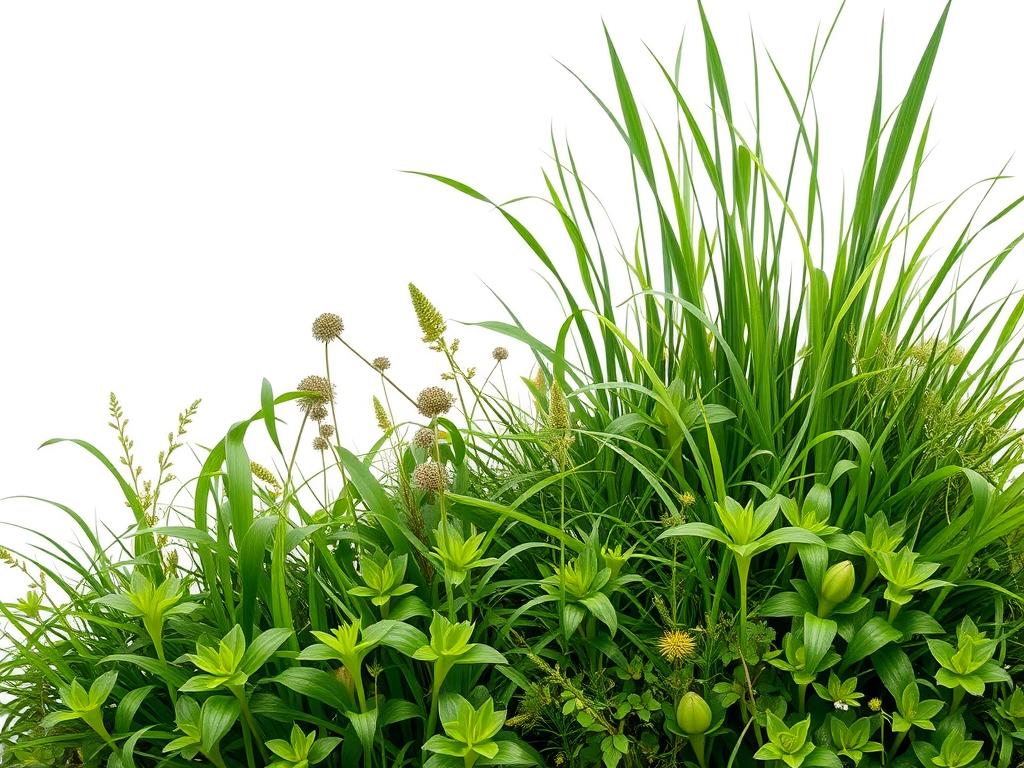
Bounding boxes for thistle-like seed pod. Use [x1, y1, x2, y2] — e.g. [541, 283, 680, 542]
[413, 426, 436, 451]
[408, 283, 447, 344]
[319, 423, 335, 440]
[417, 386, 453, 418]
[373, 396, 392, 431]
[371, 356, 391, 372]
[297, 375, 335, 416]
[308, 403, 329, 422]
[312, 436, 330, 451]
[311, 312, 344, 342]
[412, 460, 448, 492]
[492, 346, 509, 361]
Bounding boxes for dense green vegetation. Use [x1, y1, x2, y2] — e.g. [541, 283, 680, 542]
[4, 3, 1024, 766]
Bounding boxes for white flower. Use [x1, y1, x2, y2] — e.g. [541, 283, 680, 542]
[833, 702, 849, 711]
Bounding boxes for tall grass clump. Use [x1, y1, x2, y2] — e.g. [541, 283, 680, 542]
[4, 3, 1024, 767]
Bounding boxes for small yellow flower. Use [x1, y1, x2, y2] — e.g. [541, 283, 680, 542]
[657, 629, 697, 663]
[868, 697, 882, 712]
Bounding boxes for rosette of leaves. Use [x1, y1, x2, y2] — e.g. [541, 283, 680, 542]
[660, 495, 822, 649]
[927, 616, 1010, 701]
[829, 511, 906, 588]
[347, 553, 418, 616]
[423, 695, 537, 767]
[910, 717, 984, 768]
[297, 618, 425, 712]
[432, 524, 498, 588]
[753, 712, 839, 767]
[265, 724, 341, 768]
[813, 673, 863, 710]
[163, 695, 239, 768]
[40, 671, 119, 749]
[540, 534, 640, 638]
[827, 717, 881, 763]
[180, 624, 292, 695]
[414, 612, 507, 734]
[891, 681, 944, 733]
[876, 547, 949, 617]
[94, 571, 197, 664]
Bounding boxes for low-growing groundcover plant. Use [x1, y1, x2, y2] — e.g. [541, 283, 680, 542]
[4, 3, 1024, 767]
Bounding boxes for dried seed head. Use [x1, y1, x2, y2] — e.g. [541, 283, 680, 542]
[297, 375, 335, 416]
[412, 460, 448, 492]
[413, 427, 436, 451]
[371, 356, 391, 372]
[250, 461, 280, 489]
[308, 403, 329, 422]
[657, 629, 697, 663]
[492, 346, 509, 361]
[373, 396, 392, 431]
[408, 283, 447, 344]
[319, 423, 335, 440]
[311, 312, 344, 342]
[417, 386, 453, 418]
[312, 436, 330, 451]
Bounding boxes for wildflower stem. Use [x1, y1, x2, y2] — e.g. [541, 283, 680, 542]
[338, 337, 417, 406]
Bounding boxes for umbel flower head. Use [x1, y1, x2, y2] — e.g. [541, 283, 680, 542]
[409, 283, 447, 344]
[311, 312, 344, 342]
[417, 386, 454, 419]
[492, 346, 509, 362]
[657, 629, 697, 663]
[371, 356, 391, 372]
[297, 375, 335, 416]
[308, 403, 329, 422]
[413, 461, 448, 492]
[312, 436, 330, 452]
[319, 423, 335, 439]
[413, 427, 436, 451]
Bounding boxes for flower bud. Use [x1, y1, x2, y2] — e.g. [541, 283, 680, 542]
[818, 560, 855, 616]
[676, 691, 712, 735]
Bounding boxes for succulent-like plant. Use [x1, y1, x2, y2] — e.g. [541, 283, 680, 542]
[265, 724, 341, 768]
[40, 672, 119, 749]
[348, 553, 417, 615]
[928, 616, 1010, 707]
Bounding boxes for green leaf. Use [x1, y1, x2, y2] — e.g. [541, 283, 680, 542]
[843, 617, 902, 667]
[240, 627, 292, 675]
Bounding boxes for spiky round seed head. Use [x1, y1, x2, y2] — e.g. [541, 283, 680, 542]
[657, 629, 697, 663]
[417, 386, 453, 418]
[492, 346, 509, 361]
[308, 403, 329, 422]
[412, 461, 448, 492]
[413, 427, 436, 451]
[312, 312, 344, 342]
[373, 396, 392, 431]
[868, 697, 882, 712]
[312, 436, 330, 451]
[371, 356, 391, 372]
[680, 491, 696, 508]
[297, 375, 336, 416]
[319, 423, 335, 439]
[409, 283, 447, 344]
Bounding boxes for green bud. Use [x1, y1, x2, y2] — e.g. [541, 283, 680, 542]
[818, 560, 855, 616]
[676, 691, 712, 735]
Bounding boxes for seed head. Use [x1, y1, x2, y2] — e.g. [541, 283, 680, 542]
[250, 461, 280, 489]
[412, 461, 448, 492]
[311, 312, 344, 342]
[373, 396, 392, 431]
[413, 427, 436, 451]
[680, 491, 696, 508]
[492, 346, 509, 361]
[297, 375, 335, 416]
[868, 697, 882, 712]
[417, 386, 454, 418]
[657, 629, 697, 663]
[409, 283, 447, 344]
[371, 356, 391, 372]
[308, 403, 329, 422]
[319, 423, 335, 440]
[312, 436, 330, 452]
[548, 380, 570, 431]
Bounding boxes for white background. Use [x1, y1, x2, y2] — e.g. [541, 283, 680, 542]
[1, 1, 1022, 601]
